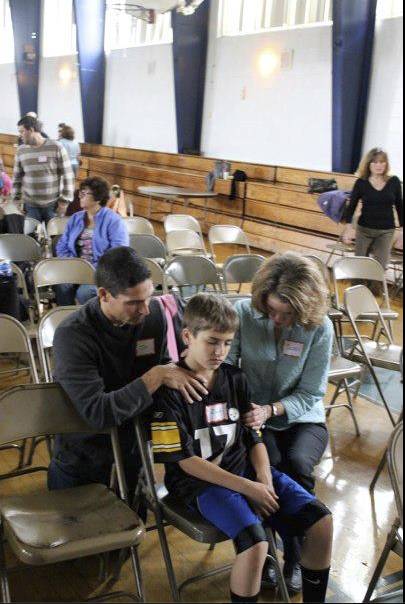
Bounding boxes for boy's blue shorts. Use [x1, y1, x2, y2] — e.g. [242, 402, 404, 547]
[195, 467, 330, 541]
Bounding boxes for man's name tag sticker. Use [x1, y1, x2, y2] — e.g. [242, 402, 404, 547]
[205, 403, 228, 425]
[136, 339, 155, 357]
[37, 155, 48, 163]
[283, 340, 304, 358]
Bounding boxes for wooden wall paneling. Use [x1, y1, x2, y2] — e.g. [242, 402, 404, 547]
[246, 182, 322, 213]
[245, 199, 341, 236]
[243, 219, 337, 254]
[0, 134, 18, 144]
[276, 166, 356, 190]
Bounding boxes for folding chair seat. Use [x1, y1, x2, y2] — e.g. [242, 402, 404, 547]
[124, 217, 155, 235]
[133, 419, 289, 603]
[344, 285, 402, 426]
[0, 383, 145, 603]
[364, 422, 403, 603]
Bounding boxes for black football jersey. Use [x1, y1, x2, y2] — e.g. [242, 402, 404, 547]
[152, 362, 262, 502]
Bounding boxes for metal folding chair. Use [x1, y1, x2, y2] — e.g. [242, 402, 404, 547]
[124, 217, 155, 235]
[129, 234, 166, 265]
[326, 355, 363, 436]
[333, 257, 399, 339]
[0, 315, 39, 473]
[143, 258, 168, 294]
[343, 286, 402, 427]
[209, 225, 251, 265]
[45, 216, 69, 256]
[0, 383, 145, 603]
[0, 234, 42, 263]
[37, 306, 78, 383]
[166, 229, 209, 259]
[133, 418, 290, 603]
[364, 422, 403, 603]
[165, 255, 224, 297]
[10, 262, 35, 326]
[33, 257, 95, 316]
[222, 254, 265, 293]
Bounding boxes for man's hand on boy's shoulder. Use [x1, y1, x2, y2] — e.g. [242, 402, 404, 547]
[154, 363, 209, 404]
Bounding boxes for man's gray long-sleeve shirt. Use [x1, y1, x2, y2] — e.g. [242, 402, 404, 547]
[52, 297, 170, 484]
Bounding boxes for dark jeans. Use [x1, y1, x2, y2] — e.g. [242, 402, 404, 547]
[25, 203, 56, 224]
[262, 423, 329, 565]
[55, 283, 98, 306]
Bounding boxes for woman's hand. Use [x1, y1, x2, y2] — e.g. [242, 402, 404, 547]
[342, 224, 355, 245]
[243, 403, 270, 430]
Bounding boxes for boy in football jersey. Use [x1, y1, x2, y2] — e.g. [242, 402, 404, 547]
[152, 294, 333, 603]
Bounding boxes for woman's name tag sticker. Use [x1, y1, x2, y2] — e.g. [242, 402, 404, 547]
[136, 339, 155, 357]
[283, 340, 304, 357]
[205, 403, 228, 425]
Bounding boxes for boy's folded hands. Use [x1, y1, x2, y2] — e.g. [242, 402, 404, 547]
[243, 479, 280, 518]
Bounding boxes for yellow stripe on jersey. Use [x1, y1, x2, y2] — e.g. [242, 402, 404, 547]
[151, 422, 182, 453]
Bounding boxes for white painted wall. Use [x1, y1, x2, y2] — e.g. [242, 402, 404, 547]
[37, 54, 84, 141]
[103, 44, 178, 152]
[201, 0, 332, 170]
[363, 17, 403, 179]
[0, 62, 20, 134]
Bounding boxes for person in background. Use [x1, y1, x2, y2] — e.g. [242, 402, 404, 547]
[58, 124, 81, 178]
[227, 252, 333, 595]
[17, 112, 49, 144]
[55, 176, 129, 305]
[0, 158, 12, 198]
[342, 148, 403, 275]
[108, 184, 127, 217]
[57, 122, 66, 139]
[13, 115, 74, 223]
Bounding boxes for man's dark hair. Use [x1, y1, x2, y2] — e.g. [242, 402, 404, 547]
[96, 247, 152, 296]
[17, 115, 41, 132]
[80, 176, 110, 206]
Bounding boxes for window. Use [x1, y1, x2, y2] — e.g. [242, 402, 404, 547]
[104, 0, 173, 52]
[42, 0, 77, 57]
[218, 0, 332, 37]
[376, 0, 403, 19]
[0, 0, 14, 64]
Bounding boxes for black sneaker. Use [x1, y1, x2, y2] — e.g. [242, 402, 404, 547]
[283, 562, 302, 594]
[261, 561, 302, 594]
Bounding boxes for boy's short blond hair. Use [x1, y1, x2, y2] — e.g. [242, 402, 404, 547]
[183, 293, 239, 336]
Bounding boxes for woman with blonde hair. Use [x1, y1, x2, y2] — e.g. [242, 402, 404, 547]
[227, 252, 333, 593]
[342, 147, 403, 270]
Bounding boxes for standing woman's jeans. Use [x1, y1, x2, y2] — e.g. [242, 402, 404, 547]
[55, 283, 97, 306]
[355, 225, 396, 270]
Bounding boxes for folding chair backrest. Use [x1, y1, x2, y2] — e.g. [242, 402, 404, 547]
[166, 230, 207, 256]
[165, 255, 222, 289]
[143, 258, 167, 292]
[344, 285, 393, 345]
[333, 256, 390, 308]
[38, 306, 78, 381]
[0, 383, 109, 451]
[164, 214, 202, 236]
[388, 421, 403, 525]
[46, 217, 69, 237]
[124, 217, 155, 235]
[305, 255, 330, 284]
[209, 225, 250, 259]
[0, 234, 42, 263]
[34, 258, 95, 289]
[0, 314, 39, 382]
[223, 254, 264, 285]
[129, 234, 166, 260]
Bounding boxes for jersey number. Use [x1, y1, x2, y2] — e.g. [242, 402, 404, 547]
[194, 424, 237, 465]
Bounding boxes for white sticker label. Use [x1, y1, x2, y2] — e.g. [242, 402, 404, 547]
[136, 338, 155, 357]
[205, 403, 228, 425]
[37, 155, 48, 163]
[283, 340, 304, 358]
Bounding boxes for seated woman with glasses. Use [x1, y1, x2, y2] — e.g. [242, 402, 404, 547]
[55, 176, 129, 305]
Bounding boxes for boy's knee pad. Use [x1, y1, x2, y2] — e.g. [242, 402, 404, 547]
[233, 523, 268, 555]
[299, 499, 332, 534]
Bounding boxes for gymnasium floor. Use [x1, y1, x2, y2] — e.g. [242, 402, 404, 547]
[0, 238, 403, 603]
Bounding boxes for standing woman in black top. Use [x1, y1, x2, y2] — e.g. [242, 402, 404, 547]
[342, 148, 403, 270]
